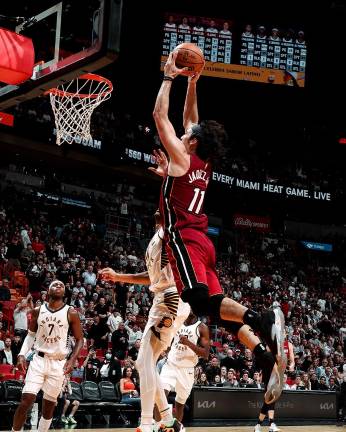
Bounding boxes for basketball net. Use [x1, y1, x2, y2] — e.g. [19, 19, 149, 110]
[45, 73, 113, 146]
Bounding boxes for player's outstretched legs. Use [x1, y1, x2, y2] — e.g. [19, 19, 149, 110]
[136, 330, 173, 432]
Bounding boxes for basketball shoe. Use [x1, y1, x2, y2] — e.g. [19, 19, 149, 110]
[259, 308, 287, 400]
[269, 422, 281, 431]
[158, 419, 185, 432]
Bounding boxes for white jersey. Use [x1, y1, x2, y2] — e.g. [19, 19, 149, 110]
[168, 320, 201, 368]
[34, 303, 70, 357]
[146, 227, 175, 293]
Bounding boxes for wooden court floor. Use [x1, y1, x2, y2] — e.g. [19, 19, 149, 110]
[54, 427, 341, 432]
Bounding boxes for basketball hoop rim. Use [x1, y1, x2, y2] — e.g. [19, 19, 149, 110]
[44, 73, 113, 99]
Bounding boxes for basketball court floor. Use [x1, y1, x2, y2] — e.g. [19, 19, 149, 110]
[53, 427, 340, 432]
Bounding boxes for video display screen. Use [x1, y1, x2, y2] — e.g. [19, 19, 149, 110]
[161, 13, 307, 87]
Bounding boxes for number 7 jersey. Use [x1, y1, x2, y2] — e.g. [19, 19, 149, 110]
[34, 303, 70, 357]
[160, 154, 210, 234]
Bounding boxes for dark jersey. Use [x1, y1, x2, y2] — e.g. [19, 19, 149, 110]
[160, 154, 211, 234]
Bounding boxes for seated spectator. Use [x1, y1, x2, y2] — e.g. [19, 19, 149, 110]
[83, 348, 101, 382]
[128, 339, 141, 361]
[211, 374, 223, 387]
[71, 360, 84, 380]
[196, 372, 209, 386]
[60, 376, 80, 425]
[290, 375, 306, 390]
[119, 367, 141, 406]
[329, 376, 339, 391]
[205, 357, 221, 382]
[253, 371, 263, 389]
[223, 370, 239, 387]
[239, 370, 255, 388]
[318, 376, 330, 391]
[220, 366, 228, 383]
[309, 373, 319, 390]
[0, 337, 15, 365]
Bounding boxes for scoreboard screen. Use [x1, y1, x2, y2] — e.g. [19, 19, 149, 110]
[161, 13, 307, 87]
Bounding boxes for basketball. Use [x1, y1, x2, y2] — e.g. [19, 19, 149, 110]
[173, 43, 205, 76]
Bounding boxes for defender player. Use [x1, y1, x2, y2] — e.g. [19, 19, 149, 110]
[99, 209, 190, 432]
[254, 328, 295, 431]
[160, 310, 209, 422]
[152, 50, 286, 398]
[11, 280, 83, 432]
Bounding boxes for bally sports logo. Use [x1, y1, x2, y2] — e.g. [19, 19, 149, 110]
[234, 213, 271, 233]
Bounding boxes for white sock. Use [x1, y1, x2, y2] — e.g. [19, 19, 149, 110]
[37, 417, 52, 432]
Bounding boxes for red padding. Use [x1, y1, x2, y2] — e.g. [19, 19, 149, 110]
[0, 27, 35, 84]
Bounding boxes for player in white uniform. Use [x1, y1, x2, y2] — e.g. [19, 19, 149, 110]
[11, 280, 83, 432]
[160, 311, 209, 421]
[100, 210, 190, 432]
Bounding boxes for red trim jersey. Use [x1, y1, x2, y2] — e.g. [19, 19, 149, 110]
[160, 154, 210, 234]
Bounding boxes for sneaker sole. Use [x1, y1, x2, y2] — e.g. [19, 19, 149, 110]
[265, 309, 287, 404]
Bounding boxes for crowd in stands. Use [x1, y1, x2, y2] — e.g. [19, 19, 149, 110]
[5, 97, 344, 199]
[1, 170, 346, 426]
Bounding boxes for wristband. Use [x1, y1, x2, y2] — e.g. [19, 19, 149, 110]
[163, 76, 174, 81]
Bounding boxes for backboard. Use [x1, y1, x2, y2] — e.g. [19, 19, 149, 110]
[0, 0, 122, 110]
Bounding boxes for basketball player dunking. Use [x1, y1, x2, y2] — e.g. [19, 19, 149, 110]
[99, 209, 189, 432]
[160, 310, 209, 422]
[152, 50, 287, 407]
[11, 280, 83, 432]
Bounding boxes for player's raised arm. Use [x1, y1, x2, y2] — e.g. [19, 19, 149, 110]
[183, 69, 203, 132]
[153, 51, 188, 167]
[99, 267, 151, 285]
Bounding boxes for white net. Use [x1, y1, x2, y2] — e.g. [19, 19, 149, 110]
[47, 74, 113, 145]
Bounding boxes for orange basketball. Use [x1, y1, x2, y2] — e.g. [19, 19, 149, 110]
[173, 43, 205, 76]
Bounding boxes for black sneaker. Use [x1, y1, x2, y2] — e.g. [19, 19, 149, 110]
[158, 419, 185, 432]
[260, 309, 287, 394]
